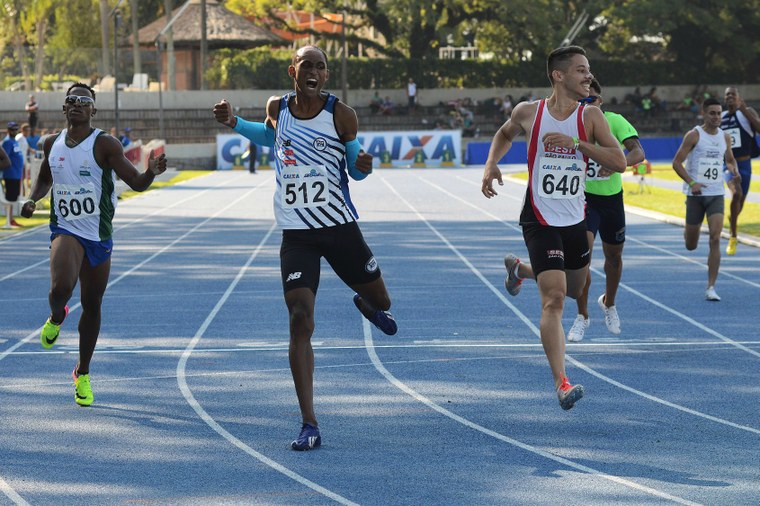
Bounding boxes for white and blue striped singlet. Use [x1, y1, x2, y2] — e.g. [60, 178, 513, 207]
[273, 92, 359, 229]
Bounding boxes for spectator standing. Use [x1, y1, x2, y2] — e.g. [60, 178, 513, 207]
[120, 127, 133, 147]
[369, 91, 383, 114]
[672, 97, 739, 301]
[720, 86, 760, 255]
[2, 122, 24, 226]
[15, 123, 31, 196]
[25, 95, 39, 133]
[407, 77, 417, 113]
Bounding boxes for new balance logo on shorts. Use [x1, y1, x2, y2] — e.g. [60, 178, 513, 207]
[286, 272, 302, 282]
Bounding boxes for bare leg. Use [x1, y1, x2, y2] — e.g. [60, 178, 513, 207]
[601, 241, 624, 306]
[575, 231, 595, 318]
[75, 257, 110, 375]
[351, 276, 391, 316]
[285, 287, 318, 427]
[49, 236, 83, 323]
[706, 213, 723, 288]
[536, 270, 568, 388]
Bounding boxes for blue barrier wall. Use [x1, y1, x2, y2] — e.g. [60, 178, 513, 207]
[463, 136, 756, 165]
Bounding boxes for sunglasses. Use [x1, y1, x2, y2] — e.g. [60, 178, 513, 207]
[580, 95, 600, 104]
[64, 95, 95, 106]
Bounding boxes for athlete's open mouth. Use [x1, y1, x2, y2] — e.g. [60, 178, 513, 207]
[306, 79, 318, 89]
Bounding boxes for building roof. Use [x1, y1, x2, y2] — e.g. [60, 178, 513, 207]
[136, 0, 282, 48]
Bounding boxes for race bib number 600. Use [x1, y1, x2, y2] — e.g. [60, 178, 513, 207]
[53, 183, 99, 221]
[538, 157, 584, 199]
[281, 165, 330, 209]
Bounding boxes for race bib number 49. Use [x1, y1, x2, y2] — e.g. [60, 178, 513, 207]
[696, 158, 722, 185]
[538, 157, 584, 199]
[281, 165, 330, 209]
[53, 183, 99, 221]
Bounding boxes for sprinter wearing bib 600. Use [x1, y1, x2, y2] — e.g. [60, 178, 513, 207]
[21, 82, 168, 407]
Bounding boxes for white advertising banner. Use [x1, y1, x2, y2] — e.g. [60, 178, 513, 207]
[217, 129, 462, 169]
[358, 129, 462, 167]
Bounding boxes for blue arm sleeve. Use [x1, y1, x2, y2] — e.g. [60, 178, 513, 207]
[345, 138, 370, 181]
[232, 116, 276, 147]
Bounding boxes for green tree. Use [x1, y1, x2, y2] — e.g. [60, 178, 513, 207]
[594, 0, 760, 83]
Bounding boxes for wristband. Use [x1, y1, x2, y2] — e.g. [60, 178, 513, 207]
[572, 136, 580, 151]
[25, 199, 36, 207]
[688, 180, 696, 187]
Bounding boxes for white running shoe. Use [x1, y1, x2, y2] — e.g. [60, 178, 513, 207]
[567, 315, 589, 342]
[705, 286, 721, 301]
[597, 294, 621, 335]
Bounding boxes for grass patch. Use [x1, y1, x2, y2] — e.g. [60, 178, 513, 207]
[10, 170, 210, 230]
[649, 162, 760, 193]
[507, 171, 760, 238]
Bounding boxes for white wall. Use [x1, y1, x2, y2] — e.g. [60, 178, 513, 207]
[2, 84, 760, 111]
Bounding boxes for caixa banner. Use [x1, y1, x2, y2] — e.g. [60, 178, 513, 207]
[357, 130, 462, 168]
[216, 134, 271, 170]
[217, 129, 461, 169]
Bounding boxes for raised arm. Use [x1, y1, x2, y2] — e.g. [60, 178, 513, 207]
[96, 134, 166, 192]
[334, 101, 372, 179]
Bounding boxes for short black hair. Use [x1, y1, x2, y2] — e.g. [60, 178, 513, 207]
[66, 82, 96, 101]
[293, 45, 328, 67]
[547, 45, 586, 85]
[702, 97, 721, 109]
[590, 78, 601, 95]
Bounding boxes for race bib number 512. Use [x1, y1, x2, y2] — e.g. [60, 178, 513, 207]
[537, 157, 584, 199]
[281, 165, 330, 209]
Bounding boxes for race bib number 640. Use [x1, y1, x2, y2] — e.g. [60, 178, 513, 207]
[281, 165, 330, 209]
[537, 157, 584, 199]
[53, 183, 99, 221]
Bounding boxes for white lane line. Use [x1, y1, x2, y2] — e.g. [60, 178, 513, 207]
[625, 236, 760, 289]
[0, 172, 249, 284]
[384, 176, 760, 435]
[362, 319, 700, 506]
[176, 222, 358, 506]
[0, 174, 274, 364]
[426, 174, 760, 359]
[0, 175, 275, 505]
[4, 339, 759, 357]
[0, 475, 30, 506]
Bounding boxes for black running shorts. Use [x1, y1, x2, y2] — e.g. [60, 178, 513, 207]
[522, 220, 590, 277]
[280, 221, 381, 293]
[585, 190, 626, 245]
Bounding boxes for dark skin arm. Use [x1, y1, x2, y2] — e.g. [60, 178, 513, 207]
[20, 133, 167, 218]
[213, 96, 372, 173]
[0, 144, 10, 170]
[20, 134, 55, 217]
[94, 133, 167, 192]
